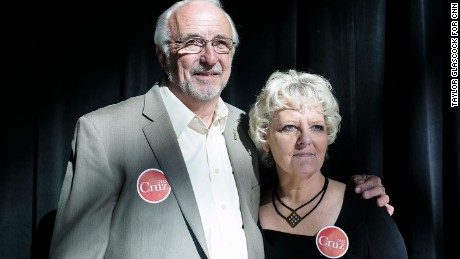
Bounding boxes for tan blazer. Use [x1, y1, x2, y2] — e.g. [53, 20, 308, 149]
[49, 83, 263, 259]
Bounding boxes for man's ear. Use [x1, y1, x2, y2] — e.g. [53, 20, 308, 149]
[156, 46, 168, 71]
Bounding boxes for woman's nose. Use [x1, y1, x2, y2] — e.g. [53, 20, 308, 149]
[297, 131, 312, 146]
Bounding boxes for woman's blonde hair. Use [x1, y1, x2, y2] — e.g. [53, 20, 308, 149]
[249, 69, 342, 149]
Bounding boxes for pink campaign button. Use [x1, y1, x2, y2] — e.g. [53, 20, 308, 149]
[137, 169, 171, 203]
[316, 226, 349, 258]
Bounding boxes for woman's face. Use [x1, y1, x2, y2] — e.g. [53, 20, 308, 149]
[263, 104, 328, 178]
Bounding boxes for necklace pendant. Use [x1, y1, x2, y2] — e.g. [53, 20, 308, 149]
[287, 211, 302, 227]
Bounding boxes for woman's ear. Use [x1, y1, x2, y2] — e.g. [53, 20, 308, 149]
[261, 142, 270, 153]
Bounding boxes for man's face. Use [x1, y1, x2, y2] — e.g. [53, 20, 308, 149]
[164, 1, 234, 101]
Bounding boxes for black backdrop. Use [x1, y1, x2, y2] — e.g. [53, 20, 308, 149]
[2, 0, 457, 258]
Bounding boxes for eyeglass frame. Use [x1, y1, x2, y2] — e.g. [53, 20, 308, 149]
[168, 36, 236, 54]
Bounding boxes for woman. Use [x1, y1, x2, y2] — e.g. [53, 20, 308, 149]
[248, 70, 408, 258]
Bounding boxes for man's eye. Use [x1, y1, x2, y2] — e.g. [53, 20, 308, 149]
[213, 39, 227, 46]
[312, 125, 325, 132]
[185, 38, 202, 45]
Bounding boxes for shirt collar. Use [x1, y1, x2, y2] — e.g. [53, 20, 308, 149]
[159, 83, 228, 138]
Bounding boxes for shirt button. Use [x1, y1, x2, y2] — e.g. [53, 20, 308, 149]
[221, 204, 226, 210]
[215, 169, 219, 174]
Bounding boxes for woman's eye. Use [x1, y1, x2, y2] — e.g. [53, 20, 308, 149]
[312, 125, 325, 132]
[281, 125, 298, 132]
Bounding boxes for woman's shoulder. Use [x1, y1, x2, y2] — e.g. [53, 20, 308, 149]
[338, 181, 394, 228]
[327, 178, 346, 194]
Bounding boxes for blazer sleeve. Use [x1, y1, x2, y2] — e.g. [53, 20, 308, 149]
[50, 115, 123, 259]
[366, 200, 409, 258]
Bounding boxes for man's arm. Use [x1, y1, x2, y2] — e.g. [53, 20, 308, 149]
[351, 174, 394, 216]
[50, 116, 120, 258]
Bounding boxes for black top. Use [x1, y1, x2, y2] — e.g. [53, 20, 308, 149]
[261, 184, 408, 259]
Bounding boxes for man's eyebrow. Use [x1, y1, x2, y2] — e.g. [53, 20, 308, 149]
[179, 33, 231, 39]
[175, 33, 200, 40]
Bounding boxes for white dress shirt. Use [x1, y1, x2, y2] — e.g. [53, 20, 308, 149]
[160, 86, 248, 259]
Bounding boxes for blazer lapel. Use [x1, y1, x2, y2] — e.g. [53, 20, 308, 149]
[223, 106, 263, 259]
[142, 84, 209, 258]
[223, 108, 256, 215]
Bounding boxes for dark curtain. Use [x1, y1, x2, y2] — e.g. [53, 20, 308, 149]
[1, 0, 455, 258]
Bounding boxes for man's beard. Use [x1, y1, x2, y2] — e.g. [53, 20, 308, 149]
[166, 65, 227, 101]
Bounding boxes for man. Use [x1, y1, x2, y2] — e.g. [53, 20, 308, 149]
[49, 1, 390, 258]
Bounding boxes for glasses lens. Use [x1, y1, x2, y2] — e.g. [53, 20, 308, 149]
[182, 38, 203, 53]
[212, 39, 232, 54]
[175, 37, 233, 54]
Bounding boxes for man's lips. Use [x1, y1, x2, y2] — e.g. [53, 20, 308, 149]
[195, 71, 218, 76]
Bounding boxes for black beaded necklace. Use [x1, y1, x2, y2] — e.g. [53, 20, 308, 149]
[272, 177, 329, 228]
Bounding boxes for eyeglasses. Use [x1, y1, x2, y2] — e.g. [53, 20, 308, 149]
[172, 37, 235, 54]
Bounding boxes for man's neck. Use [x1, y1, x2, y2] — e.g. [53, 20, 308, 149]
[169, 86, 219, 128]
